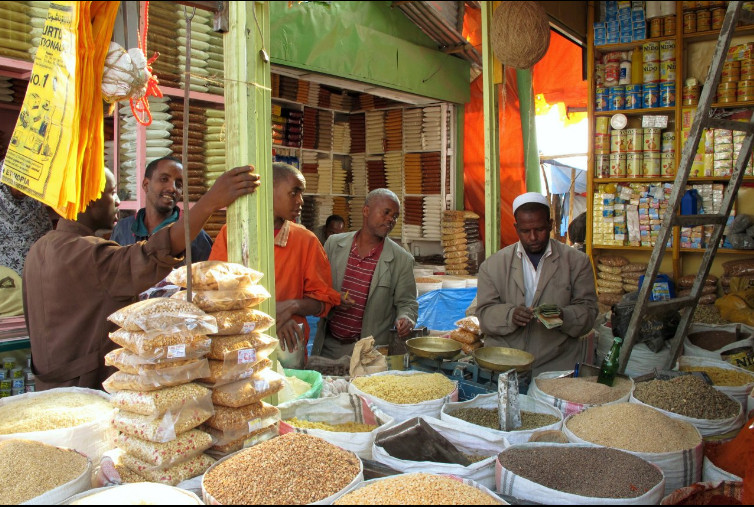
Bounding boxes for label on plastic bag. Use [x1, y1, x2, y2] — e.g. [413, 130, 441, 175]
[248, 417, 262, 432]
[253, 379, 270, 392]
[241, 322, 256, 334]
[237, 348, 257, 365]
[167, 344, 186, 359]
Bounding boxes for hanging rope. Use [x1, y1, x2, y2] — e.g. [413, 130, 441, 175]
[130, 0, 163, 126]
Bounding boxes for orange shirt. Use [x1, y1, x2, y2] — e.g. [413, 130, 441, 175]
[209, 222, 340, 339]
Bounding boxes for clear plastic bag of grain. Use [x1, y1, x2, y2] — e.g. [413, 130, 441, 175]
[115, 429, 214, 468]
[119, 451, 215, 486]
[211, 307, 275, 336]
[108, 329, 211, 361]
[454, 316, 481, 336]
[210, 369, 285, 408]
[170, 284, 271, 312]
[167, 261, 264, 291]
[109, 383, 213, 417]
[108, 298, 218, 336]
[199, 358, 273, 388]
[105, 347, 209, 372]
[102, 360, 211, 393]
[208, 333, 278, 366]
[205, 423, 279, 457]
[449, 329, 480, 345]
[597, 255, 629, 268]
[204, 401, 280, 433]
[111, 403, 214, 443]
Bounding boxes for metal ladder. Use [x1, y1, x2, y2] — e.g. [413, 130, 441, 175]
[619, 1, 754, 373]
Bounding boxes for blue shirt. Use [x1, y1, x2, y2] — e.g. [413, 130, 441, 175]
[110, 207, 213, 263]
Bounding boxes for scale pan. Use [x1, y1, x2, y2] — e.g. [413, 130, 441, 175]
[405, 337, 461, 360]
[474, 346, 534, 373]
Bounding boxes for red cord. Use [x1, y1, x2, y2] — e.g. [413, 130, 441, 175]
[130, 0, 163, 126]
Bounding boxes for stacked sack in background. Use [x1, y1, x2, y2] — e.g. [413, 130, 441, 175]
[104, 298, 219, 485]
[677, 274, 719, 305]
[441, 211, 483, 276]
[620, 262, 648, 293]
[721, 258, 754, 296]
[167, 261, 284, 458]
[595, 255, 630, 307]
[449, 316, 483, 355]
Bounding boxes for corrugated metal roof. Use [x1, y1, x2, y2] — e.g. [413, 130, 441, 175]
[393, 1, 481, 69]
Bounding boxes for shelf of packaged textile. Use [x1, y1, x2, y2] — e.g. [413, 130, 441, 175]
[594, 106, 675, 117]
[683, 24, 754, 43]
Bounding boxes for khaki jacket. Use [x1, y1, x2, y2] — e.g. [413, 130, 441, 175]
[312, 232, 418, 352]
[476, 239, 598, 375]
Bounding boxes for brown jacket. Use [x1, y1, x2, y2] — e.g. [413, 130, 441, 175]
[476, 239, 598, 375]
[23, 220, 184, 390]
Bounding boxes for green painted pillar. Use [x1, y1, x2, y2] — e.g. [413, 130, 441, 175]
[517, 69, 541, 193]
[482, 2, 501, 258]
[455, 104, 465, 210]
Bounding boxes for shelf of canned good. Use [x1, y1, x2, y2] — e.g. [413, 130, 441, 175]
[594, 106, 675, 116]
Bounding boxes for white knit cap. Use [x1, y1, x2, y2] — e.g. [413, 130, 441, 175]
[512, 192, 549, 214]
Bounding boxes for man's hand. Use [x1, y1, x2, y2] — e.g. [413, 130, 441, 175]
[277, 318, 304, 352]
[395, 317, 414, 338]
[203, 165, 261, 210]
[276, 300, 299, 328]
[512, 306, 534, 327]
[338, 291, 355, 311]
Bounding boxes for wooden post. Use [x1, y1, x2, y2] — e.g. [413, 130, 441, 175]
[224, 1, 275, 319]
[482, 2, 501, 258]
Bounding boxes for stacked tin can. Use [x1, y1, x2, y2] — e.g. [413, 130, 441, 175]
[0, 354, 32, 397]
[717, 43, 754, 104]
[681, 1, 727, 34]
[595, 116, 611, 177]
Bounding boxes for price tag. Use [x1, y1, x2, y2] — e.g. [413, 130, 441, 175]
[241, 322, 257, 334]
[642, 115, 668, 128]
[253, 379, 270, 392]
[237, 348, 257, 365]
[248, 417, 262, 432]
[167, 344, 186, 359]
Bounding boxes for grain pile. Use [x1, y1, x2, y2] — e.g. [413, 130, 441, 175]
[566, 403, 702, 453]
[167, 261, 283, 457]
[449, 408, 559, 431]
[106, 293, 225, 484]
[284, 418, 378, 433]
[449, 316, 483, 354]
[352, 373, 454, 404]
[633, 376, 740, 419]
[0, 440, 88, 504]
[679, 366, 754, 386]
[441, 211, 483, 275]
[536, 376, 632, 405]
[498, 447, 663, 498]
[334, 473, 503, 505]
[0, 391, 111, 434]
[203, 433, 361, 504]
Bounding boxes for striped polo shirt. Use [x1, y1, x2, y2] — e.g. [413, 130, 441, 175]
[328, 234, 384, 342]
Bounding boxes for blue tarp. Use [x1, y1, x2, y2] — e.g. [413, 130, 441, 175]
[416, 288, 478, 331]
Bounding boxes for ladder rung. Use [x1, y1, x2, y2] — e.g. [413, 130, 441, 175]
[673, 214, 727, 227]
[645, 296, 697, 314]
[741, 9, 754, 26]
[705, 118, 754, 134]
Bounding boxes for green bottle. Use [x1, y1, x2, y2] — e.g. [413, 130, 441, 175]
[597, 336, 623, 387]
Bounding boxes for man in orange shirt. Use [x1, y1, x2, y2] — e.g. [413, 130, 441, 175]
[209, 163, 340, 354]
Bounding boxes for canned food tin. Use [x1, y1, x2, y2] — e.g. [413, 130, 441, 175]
[650, 17, 663, 38]
[0, 369, 8, 381]
[660, 82, 676, 107]
[595, 134, 610, 154]
[738, 80, 754, 101]
[611, 130, 627, 153]
[0, 390, 10, 398]
[609, 85, 626, 110]
[722, 61, 741, 82]
[644, 128, 662, 152]
[662, 131, 676, 153]
[595, 154, 611, 178]
[605, 62, 620, 87]
[625, 128, 644, 152]
[718, 82, 738, 103]
[595, 63, 606, 88]
[711, 8, 725, 29]
[683, 84, 701, 105]
[683, 11, 697, 33]
[0, 379, 11, 390]
[23, 369, 34, 383]
[595, 116, 610, 135]
[664, 15, 676, 36]
[661, 152, 676, 176]
[625, 84, 643, 109]
[2, 357, 15, 371]
[643, 61, 660, 84]
[24, 384, 35, 393]
[696, 9, 711, 31]
[25, 354, 31, 369]
[660, 40, 676, 61]
[643, 83, 660, 108]
[11, 388, 23, 397]
[660, 60, 676, 83]
[11, 378, 23, 390]
[626, 152, 643, 177]
[609, 153, 627, 177]
[643, 152, 662, 176]
[10, 367, 23, 379]
[596, 87, 609, 111]
[643, 42, 660, 63]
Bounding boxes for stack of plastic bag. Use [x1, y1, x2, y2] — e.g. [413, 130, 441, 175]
[167, 261, 283, 457]
[104, 298, 219, 485]
[449, 316, 484, 355]
[595, 255, 629, 307]
[442, 211, 483, 275]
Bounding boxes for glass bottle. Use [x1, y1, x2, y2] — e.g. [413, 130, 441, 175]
[597, 336, 624, 387]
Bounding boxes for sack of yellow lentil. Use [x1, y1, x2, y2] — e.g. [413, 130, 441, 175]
[170, 285, 271, 312]
[278, 393, 394, 460]
[210, 369, 284, 408]
[107, 332, 212, 362]
[167, 261, 264, 291]
[348, 371, 458, 422]
[115, 429, 213, 469]
[204, 423, 279, 457]
[102, 360, 211, 393]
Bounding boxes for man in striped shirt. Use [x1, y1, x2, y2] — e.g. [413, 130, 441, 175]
[312, 189, 418, 359]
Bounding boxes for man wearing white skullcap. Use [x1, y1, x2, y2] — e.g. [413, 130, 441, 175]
[476, 192, 598, 375]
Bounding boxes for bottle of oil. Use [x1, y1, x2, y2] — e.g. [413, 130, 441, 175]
[597, 336, 623, 387]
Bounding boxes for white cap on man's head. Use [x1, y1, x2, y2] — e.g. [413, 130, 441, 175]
[512, 192, 549, 215]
